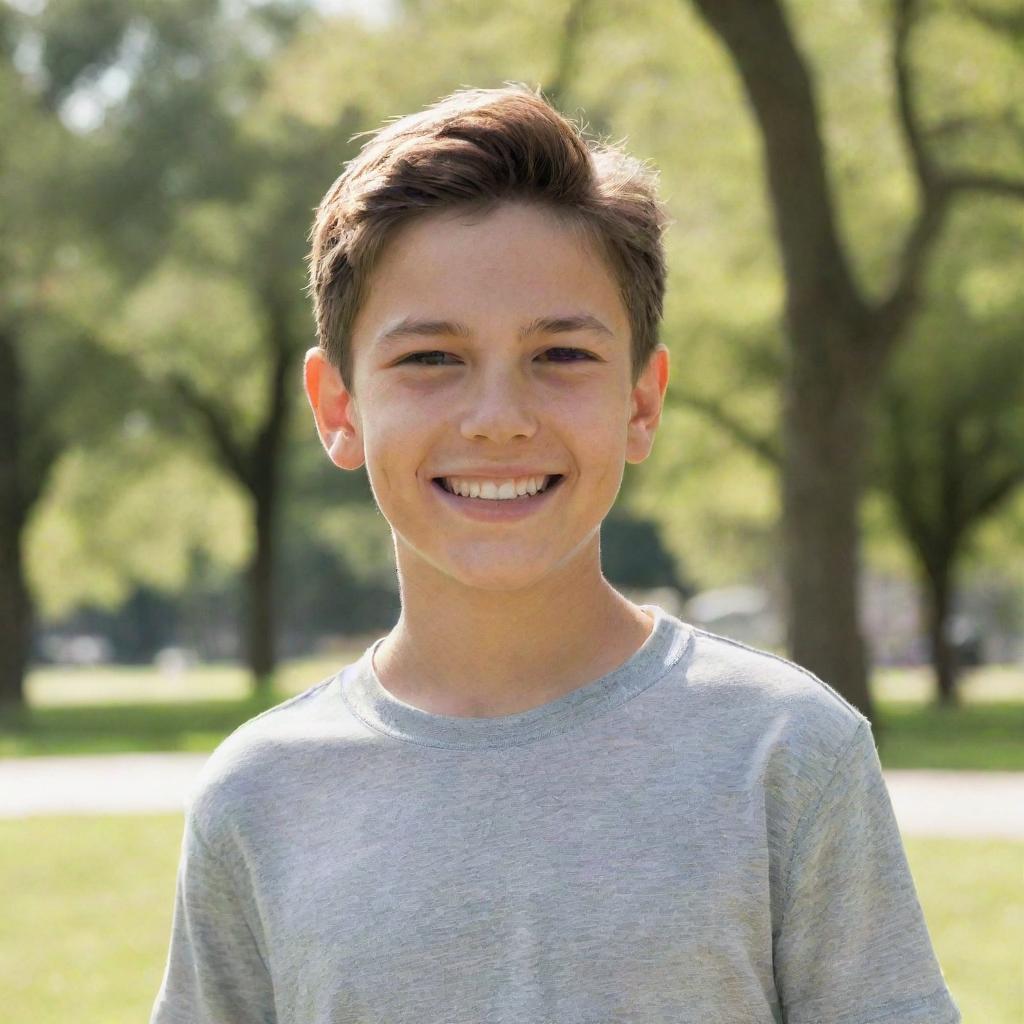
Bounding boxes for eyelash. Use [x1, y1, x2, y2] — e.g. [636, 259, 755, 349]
[398, 347, 596, 366]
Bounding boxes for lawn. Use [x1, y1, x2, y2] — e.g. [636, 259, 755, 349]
[0, 814, 1018, 1023]
[1, 658, 1022, 769]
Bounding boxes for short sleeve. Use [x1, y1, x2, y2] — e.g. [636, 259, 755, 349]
[773, 719, 961, 1024]
[150, 811, 277, 1024]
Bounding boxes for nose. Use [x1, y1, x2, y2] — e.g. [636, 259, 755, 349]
[458, 367, 539, 443]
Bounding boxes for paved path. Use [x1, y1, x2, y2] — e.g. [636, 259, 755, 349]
[882, 770, 1024, 840]
[0, 753, 210, 818]
[1, 753, 1023, 838]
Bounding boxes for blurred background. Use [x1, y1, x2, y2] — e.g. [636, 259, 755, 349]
[0, 0, 1021, 1020]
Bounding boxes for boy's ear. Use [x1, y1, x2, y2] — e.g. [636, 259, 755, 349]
[303, 347, 365, 471]
[625, 343, 670, 465]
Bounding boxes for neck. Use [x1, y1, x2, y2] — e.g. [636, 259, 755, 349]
[372, 537, 654, 717]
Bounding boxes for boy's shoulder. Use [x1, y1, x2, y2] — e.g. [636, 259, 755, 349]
[684, 621, 871, 765]
[183, 671, 353, 847]
[687, 623, 866, 715]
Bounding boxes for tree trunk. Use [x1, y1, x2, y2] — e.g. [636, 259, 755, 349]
[921, 563, 958, 706]
[781, 349, 876, 724]
[0, 330, 31, 711]
[0, 513, 32, 712]
[687, 0, 878, 721]
[245, 483, 277, 697]
[240, 307, 295, 699]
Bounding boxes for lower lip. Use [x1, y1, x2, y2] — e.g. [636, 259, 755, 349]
[430, 476, 565, 521]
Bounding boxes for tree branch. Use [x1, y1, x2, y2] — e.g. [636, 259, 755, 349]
[545, 0, 592, 110]
[251, 293, 299, 490]
[945, 171, 1024, 200]
[878, 387, 936, 558]
[667, 389, 782, 467]
[972, 466, 1024, 521]
[924, 107, 1021, 145]
[870, 0, 953, 354]
[872, 0, 1024, 356]
[166, 373, 253, 489]
[893, 0, 937, 190]
[19, 426, 62, 516]
[962, 1, 1024, 39]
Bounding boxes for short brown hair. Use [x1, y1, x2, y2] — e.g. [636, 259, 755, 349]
[307, 84, 669, 392]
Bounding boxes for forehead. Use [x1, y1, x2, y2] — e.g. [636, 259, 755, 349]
[350, 202, 629, 348]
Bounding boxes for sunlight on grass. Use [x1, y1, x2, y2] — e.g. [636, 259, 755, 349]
[0, 815, 183, 1024]
[25, 648, 370, 707]
[904, 837, 1024, 1024]
[872, 663, 1024, 704]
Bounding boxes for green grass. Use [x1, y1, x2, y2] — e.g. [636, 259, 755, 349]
[2, 659, 1023, 768]
[875, 701, 1024, 770]
[0, 695, 290, 757]
[0, 815, 1018, 1023]
[25, 653, 358, 706]
[0, 815, 183, 1024]
[0, 653, 356, 759]
[902, 837, 1024, 1024]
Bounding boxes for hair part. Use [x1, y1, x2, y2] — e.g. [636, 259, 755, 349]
[307, 83, 669, 393]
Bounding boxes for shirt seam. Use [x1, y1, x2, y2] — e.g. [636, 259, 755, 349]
[189, 812, 278, 1004]
[689, 626, 868, 725]
[339, 623, 695, 750]
[216, 675, 339, 744]
[778, 717, 869, 922]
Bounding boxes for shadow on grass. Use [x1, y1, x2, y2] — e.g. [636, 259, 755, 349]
[875, 702, 1024, 771]
[0, 693, 285, 758]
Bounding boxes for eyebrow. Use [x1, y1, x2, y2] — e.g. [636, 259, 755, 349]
[376, 313, 615, 345]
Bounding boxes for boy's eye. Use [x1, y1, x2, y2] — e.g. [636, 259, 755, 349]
[398, 348, 595, 366]
[543, 347, 595, 362]
[400, 350, 458, 366]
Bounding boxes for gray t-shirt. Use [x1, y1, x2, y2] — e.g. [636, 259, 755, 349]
[150, 604, 961, 1024]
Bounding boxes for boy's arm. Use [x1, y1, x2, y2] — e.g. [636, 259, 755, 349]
[150, 811, 276, 1024]
[773, 719, 961, 1024]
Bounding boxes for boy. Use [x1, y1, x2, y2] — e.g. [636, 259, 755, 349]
[151, 85, 961, 1023]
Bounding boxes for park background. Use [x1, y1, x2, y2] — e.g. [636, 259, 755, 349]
[0, 0, 1022, 1020]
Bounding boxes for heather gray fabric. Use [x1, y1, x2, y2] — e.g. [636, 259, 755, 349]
[150, 604, 961, 1024]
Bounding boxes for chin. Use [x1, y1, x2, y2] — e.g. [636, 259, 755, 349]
[395, 532, 596, 592]
[446, 561, 556, 593]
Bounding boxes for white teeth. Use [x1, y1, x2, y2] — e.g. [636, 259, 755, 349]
[443, 475, 553, 500]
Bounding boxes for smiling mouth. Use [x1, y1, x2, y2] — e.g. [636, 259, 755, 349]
[432, 475, 565, 499]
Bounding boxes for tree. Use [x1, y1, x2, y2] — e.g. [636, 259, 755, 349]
[87, 9, 363, 693]
[681, 0, 1024, 719]
[2, 0, 347, 698]
[0, 3, 147, 709]
[106, 114, 361, 692]
[869, 214, 1024, 703]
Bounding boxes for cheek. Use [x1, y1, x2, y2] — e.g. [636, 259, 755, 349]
[361, 406, 439, 494]
[563, 392, 630, 448]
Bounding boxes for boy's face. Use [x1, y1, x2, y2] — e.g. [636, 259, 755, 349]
[304, 201, 669, 594]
